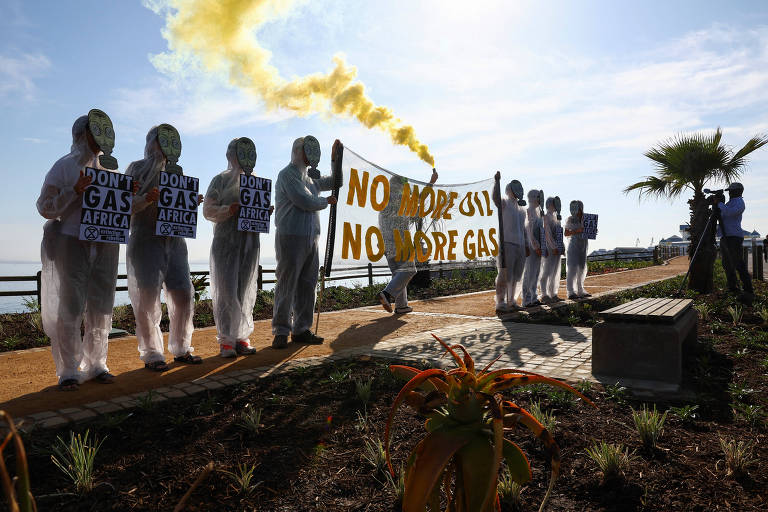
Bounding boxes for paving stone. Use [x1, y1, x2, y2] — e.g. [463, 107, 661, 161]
[29, 410, 57, 420]
[84, 401, 110, 409]
[220, 378, 240, 386]
[68, 409, 98, 422]
[39, 415, 69, 429]
[163, 389, 188, 399]
[93, 403, 122, 415]
[111, 395, 137, 404]
[58, 407, 83, 415]
[201, 381, 225, 390]
[184, 384, 206, 395]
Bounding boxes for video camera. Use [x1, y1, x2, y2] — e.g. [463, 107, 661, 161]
[704, 188, 726, 206]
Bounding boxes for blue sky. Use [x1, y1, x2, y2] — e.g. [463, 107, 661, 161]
[1, 0, 767, 263]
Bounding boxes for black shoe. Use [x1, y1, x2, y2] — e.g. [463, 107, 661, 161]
[378, 290, 394, 313]
[272, 335, 288, 349]
[292, 330, 324, 344]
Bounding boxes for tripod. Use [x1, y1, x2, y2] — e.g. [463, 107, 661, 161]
[676, 204, 720, 295]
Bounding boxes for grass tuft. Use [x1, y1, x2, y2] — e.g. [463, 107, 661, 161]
[632, 405, 667, 449]
[585, 441, 635, 483]
[50, 430, 105, 494]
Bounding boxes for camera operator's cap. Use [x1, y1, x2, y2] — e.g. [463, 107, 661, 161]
[726, 182, 744, 193]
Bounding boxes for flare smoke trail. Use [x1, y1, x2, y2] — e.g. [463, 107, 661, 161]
[150, 0, 435, 166]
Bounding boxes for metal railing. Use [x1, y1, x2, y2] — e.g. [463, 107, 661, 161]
[0, 247, 679, 313]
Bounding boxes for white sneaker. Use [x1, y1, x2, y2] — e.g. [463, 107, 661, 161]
[220, 344, 237, 358]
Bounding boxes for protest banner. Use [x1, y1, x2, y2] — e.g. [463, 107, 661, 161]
[155, 172, 199, 238]
[79, 167, 132, 244]
[323, 146, 498, 276]
[237, 174, 272, 233]
[581, 213, 598, 240]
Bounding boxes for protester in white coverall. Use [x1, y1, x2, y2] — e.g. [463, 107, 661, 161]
[204, 139, 273, 358]
[565, 200, 590, 299]
[492, 172, 528, 312]
[37, 115, 121, 390]
[271, 137, 341, 349]
[539, 197, 563, 303]
[522, 189, 544, 307]
[377, 169, 438, 314]
[126, 126, 203, 371]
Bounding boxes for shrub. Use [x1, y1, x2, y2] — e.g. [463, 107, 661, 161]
[694, 303, 712, 322]
[238, 406, 263, 434]
[497, 467, 524, 509]
[362, 437, 387, 474]
[719, 437, 755, 478]
[727, 305, 743, 325]
[50, 430, 105, 494]
[669, 404, 698, 425]
[631, 405, 667, 449]
[355, 377, 374, 408]
[585, 441, 635, 483]
[222, 463, 261, 495]
[529, 401, 557, 432]
[385, 334, 595, 512]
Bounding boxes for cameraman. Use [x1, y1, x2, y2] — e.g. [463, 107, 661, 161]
[715, 182, 753, 303]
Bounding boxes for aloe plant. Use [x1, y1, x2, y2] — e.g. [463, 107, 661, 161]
[384, 334, 595, 512]
[0, 411, 35, 512]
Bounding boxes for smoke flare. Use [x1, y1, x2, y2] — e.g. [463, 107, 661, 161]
[151, 0, 435, 166]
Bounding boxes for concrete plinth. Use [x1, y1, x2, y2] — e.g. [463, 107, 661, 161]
[592, 308, 697, 387]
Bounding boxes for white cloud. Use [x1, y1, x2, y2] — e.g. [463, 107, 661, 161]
[0, 52, 50, 101]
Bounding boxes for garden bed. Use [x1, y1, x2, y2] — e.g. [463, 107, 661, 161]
[15, 326, 767, 512]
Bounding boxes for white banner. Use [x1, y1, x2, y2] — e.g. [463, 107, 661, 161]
[238, 174, 272, 234]
[79, 167, 132, 244]
[327, 148, 498, 273]
[155, 172, 199, 239]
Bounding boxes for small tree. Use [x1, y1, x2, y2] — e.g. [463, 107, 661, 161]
[625, 128, 767, 293]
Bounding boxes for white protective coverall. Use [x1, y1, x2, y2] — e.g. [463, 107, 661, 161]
[492, 180, 527, 309]
[125, 127, 195, 363]
[379, 176, 419, 311]
[271, 138, 334, 336]
[539, 198, 562, 300]
[37, 115, 119, 383]
[204, 140, 261, 349]
[522, 190, 544, 306]
[565, 202, 589, 297]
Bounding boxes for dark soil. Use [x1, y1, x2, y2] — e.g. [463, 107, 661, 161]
[18, 323, 768, 512]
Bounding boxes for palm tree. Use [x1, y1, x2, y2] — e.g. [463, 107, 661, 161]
[625, 128, 767, 293]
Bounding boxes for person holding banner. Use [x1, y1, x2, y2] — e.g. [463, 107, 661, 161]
[565, 200, 591, 299]
[522, 189, 545, 307]
[491, 173, 528, 312]
[126, 125, 204, 371]
[271, 136, 342, 349]
[377, 169, 439, 314]
[36, 112, 128, 390]
[539, 196, 564, 303]
[204, 138, 273, 358]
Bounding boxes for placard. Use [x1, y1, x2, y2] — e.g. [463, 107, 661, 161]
[581, 213, 598, 240]
[538, 224, 548, 257]
[555, 225, 565, 253]
[155, 172, 199, 238]
[237, 175, 272, 233]
[79, 167, 132, 244]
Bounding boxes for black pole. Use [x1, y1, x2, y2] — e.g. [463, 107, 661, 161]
[323, 143, 344, 278]
[495, 174, 505, 269]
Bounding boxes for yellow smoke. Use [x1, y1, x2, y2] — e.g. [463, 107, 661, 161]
[153, 0, 435, 166]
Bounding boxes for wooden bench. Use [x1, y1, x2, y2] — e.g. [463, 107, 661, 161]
[592, 298, 697, 388]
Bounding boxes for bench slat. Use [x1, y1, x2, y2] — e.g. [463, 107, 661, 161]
[657, 299, 693, 320]
[600, 297, 656, 318]
[600, 297, 654, 316]
[599, 297, 694, 323]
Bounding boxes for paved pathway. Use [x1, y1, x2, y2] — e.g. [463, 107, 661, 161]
[1, 257, 687, 431]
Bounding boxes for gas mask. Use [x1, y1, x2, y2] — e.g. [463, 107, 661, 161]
[506, 180, 526, 206]
[303, 135, 321, 179]
[157, 123, 182, 174]
[554, 196, 562, 220]
[87, 109, 117, 170]
[570, 200, 583, 217]
[236, 137, 257, 175]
